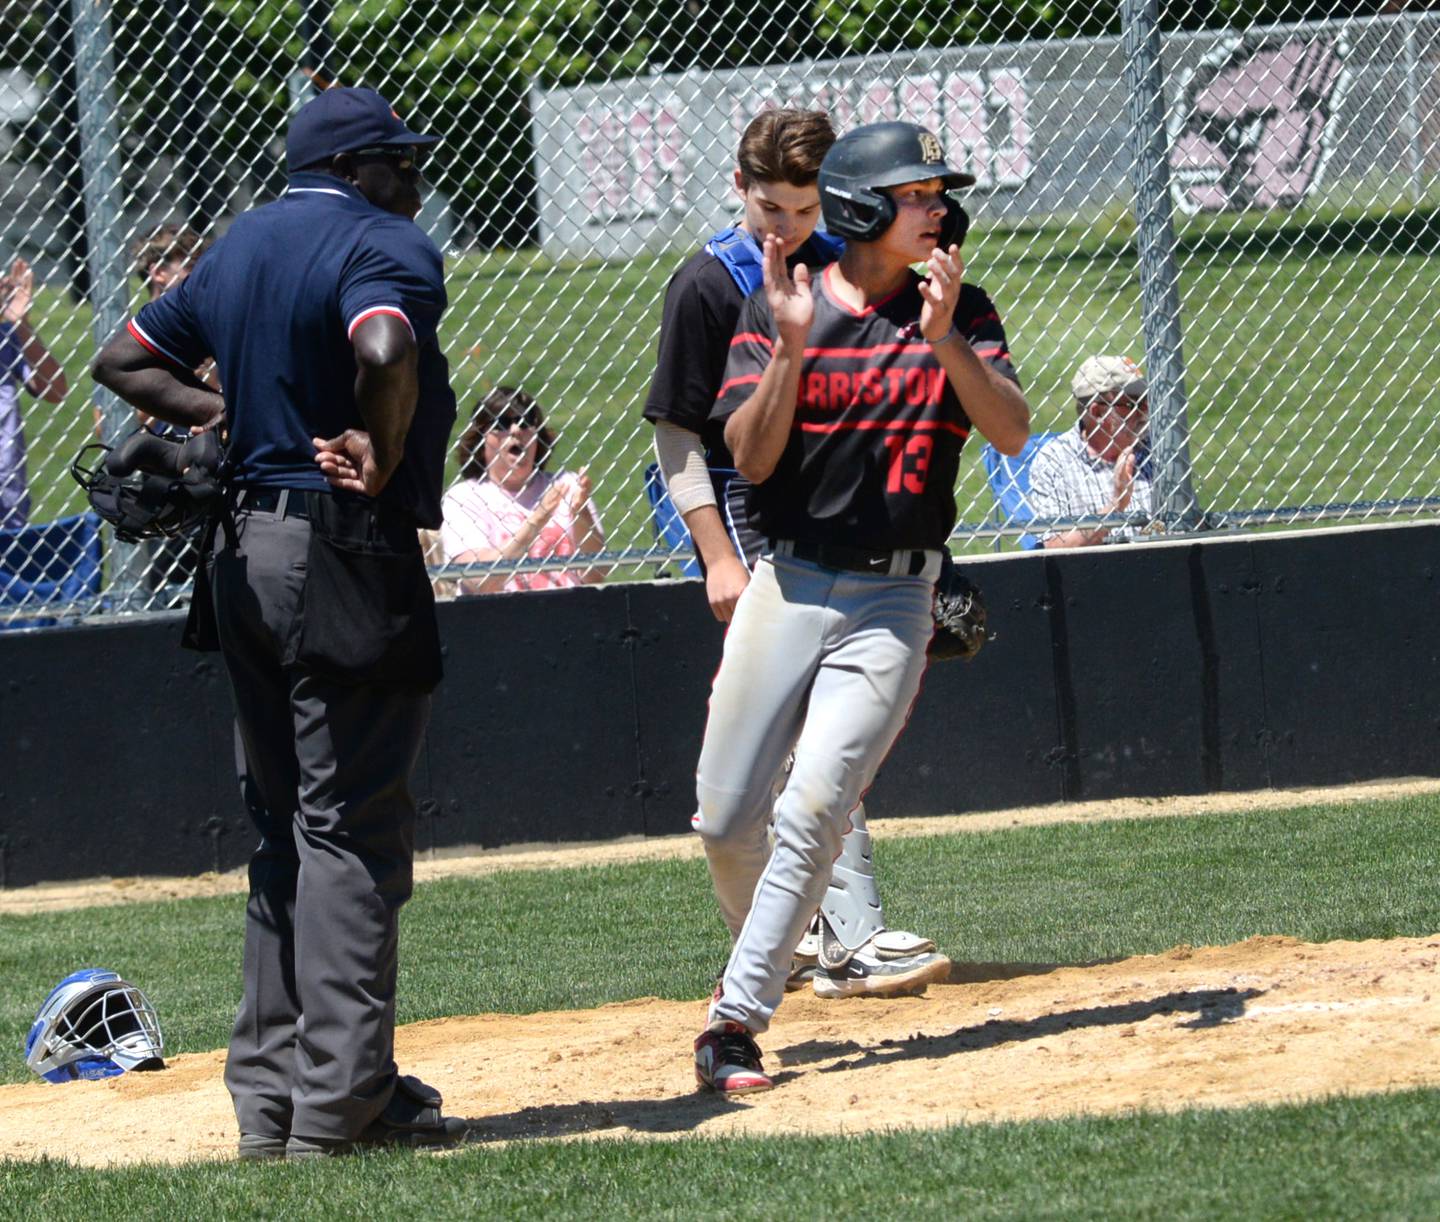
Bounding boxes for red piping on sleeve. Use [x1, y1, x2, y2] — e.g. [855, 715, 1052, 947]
[126, 319, 190, 371]
[347, 306, 415, 341]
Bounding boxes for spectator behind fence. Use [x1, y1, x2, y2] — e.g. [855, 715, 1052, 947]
[130, 224, 214, 605]
[0, 258, 69, 531]
[134, 223, 210, 304]
[1027, 355, 1153, 548]
[438, 387, 607, 593]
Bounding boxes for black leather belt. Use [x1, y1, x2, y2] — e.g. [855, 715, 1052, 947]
[774, 538, 929, 577]
[236, 487, 312, 520]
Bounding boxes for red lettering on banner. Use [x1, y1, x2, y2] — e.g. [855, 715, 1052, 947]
[579, 103, 688, 224]
[630, 110, 656, 202]
[718, 71, 1031, 200]
[860, 82, 894, 125]
[898, 78, 942, 135]
[989, 70, 1032, 185]
[944, 72, 991, 189]
[654, 107, 684, 197]
[811, 83, 854, 134]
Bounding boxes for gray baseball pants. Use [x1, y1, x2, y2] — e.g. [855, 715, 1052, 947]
[695, 550, 938, 1033]
[211, 506, 429, 1143]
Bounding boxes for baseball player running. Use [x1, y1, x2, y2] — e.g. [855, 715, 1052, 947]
[644, 108, 949, 999]
[692, 121, 1031, 1093]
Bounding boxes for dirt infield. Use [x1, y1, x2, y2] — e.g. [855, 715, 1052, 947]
[3, 932, 1438, 1167]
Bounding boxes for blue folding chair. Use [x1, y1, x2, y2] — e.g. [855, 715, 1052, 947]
[643, 462, 702, 578]
[0, 511, 103, 629]
[979, 432, 1061, 551]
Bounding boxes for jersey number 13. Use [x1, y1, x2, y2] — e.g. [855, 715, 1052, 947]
[882, 433, 933, 495]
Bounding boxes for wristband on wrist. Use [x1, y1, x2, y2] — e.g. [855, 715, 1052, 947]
[930, 325, 959, 347]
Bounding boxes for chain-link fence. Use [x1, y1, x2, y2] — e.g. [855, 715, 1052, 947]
[1, 1, 1436, 622]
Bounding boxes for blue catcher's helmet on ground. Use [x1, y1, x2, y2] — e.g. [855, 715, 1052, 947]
[24, 970, 165, 1083]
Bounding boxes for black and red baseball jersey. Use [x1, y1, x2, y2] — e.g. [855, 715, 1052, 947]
[711, 264, 1019, 552]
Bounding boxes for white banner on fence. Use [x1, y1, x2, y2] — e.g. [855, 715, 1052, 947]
[531, 16, 1435, 261]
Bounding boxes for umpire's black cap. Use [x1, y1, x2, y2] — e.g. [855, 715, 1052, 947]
[286, 87, 441, 172]
[823, 121, 976, 192]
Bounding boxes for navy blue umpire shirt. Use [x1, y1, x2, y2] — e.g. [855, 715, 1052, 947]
[128, 172, 457, 528]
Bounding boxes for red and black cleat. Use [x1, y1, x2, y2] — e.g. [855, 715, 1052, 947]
[694, 1021, 773, 1095]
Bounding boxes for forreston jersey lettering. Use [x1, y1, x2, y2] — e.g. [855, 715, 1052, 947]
[712, 264, 1019, 551]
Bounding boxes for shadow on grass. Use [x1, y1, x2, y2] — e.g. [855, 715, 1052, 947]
[777, 985, 1264, 1073]
[452, 1088, 750, 1144]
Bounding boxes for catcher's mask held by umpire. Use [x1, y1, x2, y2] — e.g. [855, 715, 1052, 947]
[25, 969, 166, 1083]
[71, 428, 226, 542]
[819, 121, 975, 247]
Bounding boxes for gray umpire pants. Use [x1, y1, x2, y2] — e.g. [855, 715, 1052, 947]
[211, 504, 430, 1143]
[695, 551, 938, 1034]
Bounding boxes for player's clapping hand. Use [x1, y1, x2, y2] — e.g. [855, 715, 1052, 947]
[761, 232, 813, 340]
[313, 429, 384, 495]
[919, 245, 964, 343]
[1, 257, 33, 325]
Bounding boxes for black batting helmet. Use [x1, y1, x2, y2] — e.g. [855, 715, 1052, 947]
[819, 121, 975, 245]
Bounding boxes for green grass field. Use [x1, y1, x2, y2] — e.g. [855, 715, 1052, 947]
[19, 196, 1440, 569]
[3, 1092, 1438, 1220]
[2, 791, 1438, 1214]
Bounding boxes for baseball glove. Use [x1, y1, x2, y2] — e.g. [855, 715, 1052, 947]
[929, 554, 988, 662]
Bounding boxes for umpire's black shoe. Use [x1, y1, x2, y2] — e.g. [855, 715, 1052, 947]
[285, 1075, 469, 1159]
[237, 1132, 288, 1161]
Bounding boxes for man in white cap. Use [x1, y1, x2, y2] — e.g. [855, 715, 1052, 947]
[1027, 354, 1152, 547]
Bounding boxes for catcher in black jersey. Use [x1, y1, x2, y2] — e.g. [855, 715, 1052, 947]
[692, 121, 1030, 1094]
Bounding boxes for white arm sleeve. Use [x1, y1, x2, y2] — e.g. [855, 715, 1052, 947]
[653, 420, 717, 516]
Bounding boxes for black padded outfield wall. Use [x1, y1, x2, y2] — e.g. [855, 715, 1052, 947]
[2, 522, 1438, 887]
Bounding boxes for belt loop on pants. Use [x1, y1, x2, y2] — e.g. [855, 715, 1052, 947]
[236, 487, 312, 521]
[770, 538, 937, 578]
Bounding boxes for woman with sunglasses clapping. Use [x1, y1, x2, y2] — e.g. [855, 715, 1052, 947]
[438, 386, 607, 593]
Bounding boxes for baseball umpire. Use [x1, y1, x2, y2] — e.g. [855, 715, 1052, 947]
[644, 108, 950, 999]
[692, 121, 1031, 1093]
[92, 86, 463, 1156]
